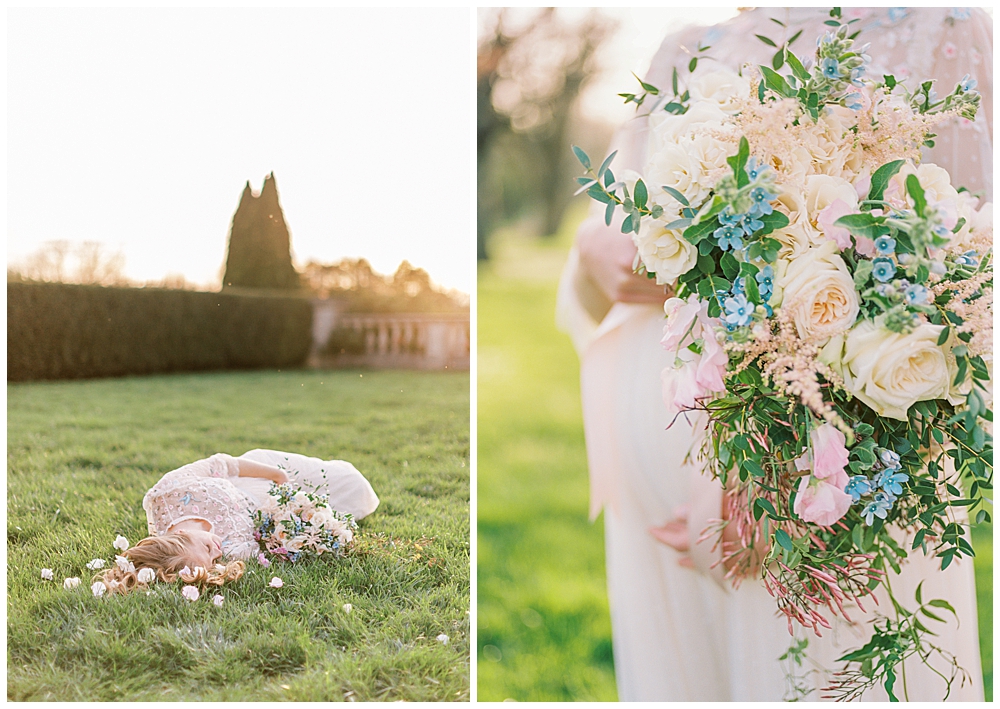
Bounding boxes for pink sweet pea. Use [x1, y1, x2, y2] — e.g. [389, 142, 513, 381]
[793, 475, 853, 526]
[660, 295, 729, 415]
[661, 297, 702, 352]
[817, 199, 856, 250]
[810, 423, 850, 488]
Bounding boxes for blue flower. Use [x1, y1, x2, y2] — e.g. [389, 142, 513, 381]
[716, 226, 743, 251]
[731, 277, 746, 297]
[959, 74, 977, 92]
[862, 492, 894, 525]
[956, 250, 979, 267]
[872, 257, 897, 282]
[844, 91, 863, 109]
[878, 448, 902, 472]
[903, 284, 929, 305]
[748, 187, 775, 217]
[740, 214, 764, 235]
[761, 303, 773, 318]
[874, 236, 896, 255]
[718, 208, 742, 227]
[746, 157, 767, 181]
[755, 265, 774, 299]
[723, 294, 753, 328]
[820, 57, 841, 79]
[874, 465, 908, 496]
[845, 475, 873, 502]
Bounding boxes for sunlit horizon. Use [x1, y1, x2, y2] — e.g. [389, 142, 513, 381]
[8, 8, 472, 294]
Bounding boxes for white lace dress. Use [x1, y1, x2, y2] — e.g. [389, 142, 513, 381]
[557, 7, 990, 702]
[142, 450, 380, 560]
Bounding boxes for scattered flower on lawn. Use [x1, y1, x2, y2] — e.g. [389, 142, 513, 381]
[257, 553, 271, 568]
[181, 585, 200, 602]
[91, 581, 107, 598]
[214, 564, 226, 573]
[63, 577, 81, 590]
[40, 568, 54, 581]
[113, 535, 129, 552]
[269, 577, 284, 588]
[343, 603, 353, 613]
[108, 579, 121, 590]
[115, 555, 135, 573]
[436, 634, 449, 645]
[179, 566, 191, 576]
[137, 568, 156, 584]
[213, 594, 224, 607]
[86, 558, 106, 571]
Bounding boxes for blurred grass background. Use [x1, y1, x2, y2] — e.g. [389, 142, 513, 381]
[476, 205, 993, 701]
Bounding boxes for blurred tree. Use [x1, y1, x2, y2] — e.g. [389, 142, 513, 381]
[300, 258, 466, 313]
[477, 9, 614, 259]
[9, 240, 128, 286]
[222, 173, 301, 290]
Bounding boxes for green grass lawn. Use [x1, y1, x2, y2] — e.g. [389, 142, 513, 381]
[8, 369, 469, 701]
[477, 215, 993, 701]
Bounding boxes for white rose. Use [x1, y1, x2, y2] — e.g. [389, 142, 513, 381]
[310, 507, 335, 529]
[113, 535, 129, 552]
[181, 585, 200, 602]
[885, 162, 960, 212]
[771, 185, 819, 259]
[804, 175, 859, 226]
[63, 577, 81, 590]
[285, 535, 308, 552]
[645, 142, 708, 208]
[776, 241, 859, 343]
[648, 100, 727, 149]
[687, 69, 750, 113]
[91, 581, 107, 598]
[136, 567, 156, 584]
[841, 320, 951, 420]
[632, 218, 699, 285]
[40, 568, 54, 581]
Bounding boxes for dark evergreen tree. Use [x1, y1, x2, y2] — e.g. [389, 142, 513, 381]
[222, 173, 300, 290]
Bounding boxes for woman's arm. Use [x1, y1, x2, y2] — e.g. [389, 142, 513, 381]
[235, 458, 289, 484]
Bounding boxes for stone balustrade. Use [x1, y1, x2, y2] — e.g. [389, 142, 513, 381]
[310, 299, 469, 370]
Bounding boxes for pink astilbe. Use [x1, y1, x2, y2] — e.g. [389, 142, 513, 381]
[931, 270, 993, 359]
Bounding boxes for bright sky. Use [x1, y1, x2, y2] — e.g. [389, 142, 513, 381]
[8, 8, 472, 293]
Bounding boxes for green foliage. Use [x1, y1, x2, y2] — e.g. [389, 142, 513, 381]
[7, 369, 470, 701]
[8, 282, 313, 381]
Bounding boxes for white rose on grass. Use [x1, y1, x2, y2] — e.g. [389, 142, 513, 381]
[687, 69, 750, 113]
[63, 577, 81, 590]
[136, 568, 156, 584]
[91, 581, 107, 598]
[841, 320, 951, 420]
[113, 535, 129, 552]
[269, 577, 284, 588]
[436, 634, 449, 645]
[212, 594, 224, 607]
[86, 558, 105, 571]
[632, 219, 699, 286]
[115, 555, 135, 573]
[776, 241, 859, 343]
[41, 568, 54, 581]
[181, 585, 200, 602]
[342, 603, 353, 613]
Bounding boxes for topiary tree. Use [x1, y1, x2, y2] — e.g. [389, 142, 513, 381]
[222, 173, 300, 290]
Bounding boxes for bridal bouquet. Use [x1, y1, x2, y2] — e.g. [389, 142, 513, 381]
[252, 482, 357, 562]
[574, 8, 990, 701]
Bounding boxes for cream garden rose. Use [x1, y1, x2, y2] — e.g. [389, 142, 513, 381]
[633, 218, 699, 285]
[687, 68, 750, 113]
[776, 241, 859, 343]
[840, 319, 951, 420]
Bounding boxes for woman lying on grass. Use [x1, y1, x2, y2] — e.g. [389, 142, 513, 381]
[97, 449, 380, 594]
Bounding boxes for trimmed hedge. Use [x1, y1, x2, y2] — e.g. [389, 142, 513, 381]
[8, 282, 313, 381]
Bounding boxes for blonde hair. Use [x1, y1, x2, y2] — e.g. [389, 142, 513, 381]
[97, 532, 245, 595]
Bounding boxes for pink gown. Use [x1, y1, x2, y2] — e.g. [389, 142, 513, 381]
[557, 7, 990, 702]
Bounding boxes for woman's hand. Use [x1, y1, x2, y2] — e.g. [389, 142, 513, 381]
[649, 498, 746, 572]
[576, 216, 674, 304]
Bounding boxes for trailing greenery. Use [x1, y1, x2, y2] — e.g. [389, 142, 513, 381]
[8, 369, 469, 701]
[7, 282, 313, 382]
